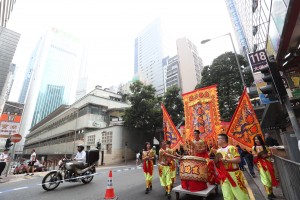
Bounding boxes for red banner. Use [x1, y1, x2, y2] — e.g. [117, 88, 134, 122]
[182, 85, 222, 144]
[227, 88, 264, 151]
[162, 104, 183, 150]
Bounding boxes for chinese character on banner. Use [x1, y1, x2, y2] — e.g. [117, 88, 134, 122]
[161, 104, 183, 150]
[227, 88, 264, 151]
[182, 85, 222, 146]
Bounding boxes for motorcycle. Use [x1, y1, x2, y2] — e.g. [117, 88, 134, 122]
[42, 159, 96, 191]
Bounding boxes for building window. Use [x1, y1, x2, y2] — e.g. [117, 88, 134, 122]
[87, 135, 95, 145]
[102, 131, 113, 144]
[107, 144, 112, 154]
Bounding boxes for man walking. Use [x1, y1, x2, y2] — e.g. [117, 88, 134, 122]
[216, 134, 250, 200]
[0, 149, 9, 178]
[25, 149, 37, 176]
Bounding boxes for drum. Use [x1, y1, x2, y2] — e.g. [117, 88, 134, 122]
[180, 156, 208, 182]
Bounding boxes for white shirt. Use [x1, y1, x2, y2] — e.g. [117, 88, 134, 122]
[30, 152, 37, 161]
[136, 153, 140, 159]
[0, 153, 8, 163]
[75, 151, 86, 163]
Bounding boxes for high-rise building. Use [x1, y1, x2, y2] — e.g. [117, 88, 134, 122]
[224, 0, 250, 55]
[176, 37, 203, 94]
[134, 18, 175, 96]
[0, 1, 20, 115]
[165, 55, 180, 90]
[17, 28, 83, 153]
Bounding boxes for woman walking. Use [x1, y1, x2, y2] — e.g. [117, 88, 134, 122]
[252, 135, 279, 200]
[142, 142, 155, 194]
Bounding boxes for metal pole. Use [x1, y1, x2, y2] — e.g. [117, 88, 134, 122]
[72, 110, 79, 155]
[284, 95, 300, 148]
[5, 143, 16, 177]
[228, 33, 246, 86]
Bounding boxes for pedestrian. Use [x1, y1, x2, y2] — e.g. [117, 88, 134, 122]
[252, 135, 279, 200]
[216, 134, 250, 200]
[152, 146, 157, 165]
[25, 149, 37, 176]
[142, 142, 155, 194]
[236, 145, 246, 171]
[158, 141, 179, 199]
[264, 133, 279, 147]
[136, 151, 140, 165]
[166, 140, 176, 187]
[241, 149, 255, 177]
[0, 149, 9, 178]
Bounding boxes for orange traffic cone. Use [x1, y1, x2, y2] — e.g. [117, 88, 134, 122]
[104, 170, 118, 200]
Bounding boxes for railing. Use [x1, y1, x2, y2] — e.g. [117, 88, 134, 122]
[273, 155, 300, 200]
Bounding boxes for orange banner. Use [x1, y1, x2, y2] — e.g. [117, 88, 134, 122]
[227, 88, 264, 151]
[162, 104, 183, 150]
[182, 85, 222, 144]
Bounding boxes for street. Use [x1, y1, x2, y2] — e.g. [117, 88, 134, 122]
[0, 164, 265, 200]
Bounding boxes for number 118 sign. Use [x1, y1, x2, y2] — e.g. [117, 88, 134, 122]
[248, 49, 268, 73]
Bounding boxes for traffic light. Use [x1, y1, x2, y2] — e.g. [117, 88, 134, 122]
[96, 142, 101, 150]
[259, 58, 287, 102]
[5, 138, 13, 149]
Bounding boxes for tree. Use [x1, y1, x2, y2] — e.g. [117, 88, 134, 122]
[123, 81, 162, 132]
[163, 86, 184, 126]
[195, 52, 254, 121]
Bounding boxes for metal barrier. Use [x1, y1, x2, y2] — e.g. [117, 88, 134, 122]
[273, 155, 300, 200]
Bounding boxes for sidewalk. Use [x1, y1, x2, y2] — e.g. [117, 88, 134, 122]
[245, 165, 285, 200]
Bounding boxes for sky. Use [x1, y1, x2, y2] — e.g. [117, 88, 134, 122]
[7, 0, 237, 102]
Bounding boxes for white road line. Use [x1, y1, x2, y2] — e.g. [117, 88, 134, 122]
[12, 187, 29, 191]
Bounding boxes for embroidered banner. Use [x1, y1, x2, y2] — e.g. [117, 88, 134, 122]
[182, 85, 222, 145]
[162, 104, 183, 150]
[227, 88, 264, 151]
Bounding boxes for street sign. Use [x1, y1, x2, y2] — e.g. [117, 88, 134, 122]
[248, 49, 268, 73]
[10, 134, 22, 143]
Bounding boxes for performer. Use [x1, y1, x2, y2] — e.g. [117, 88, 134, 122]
[159, 141, 179, 199]
[181, 130, 215, 192]
[252, 135, 279, 200]
[216, 133, 250, 200]
[142, 142, 155, 194]
[166, 140, 176, 187]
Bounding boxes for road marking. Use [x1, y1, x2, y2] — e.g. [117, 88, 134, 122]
[12, 187, 29, 191]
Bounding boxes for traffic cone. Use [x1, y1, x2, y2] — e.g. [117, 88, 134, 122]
[104, 170, 118, 200]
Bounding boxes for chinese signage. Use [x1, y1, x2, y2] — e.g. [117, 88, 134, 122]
[248, 50, 278, 104]
[283, 67, 300, 99]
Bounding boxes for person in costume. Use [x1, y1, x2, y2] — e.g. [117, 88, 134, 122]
[142, 142, 155, 194]
[252, 135, 279, 200]
[159, 141, 179, 199]
[181, 130, 215, 192]
[166, 140, 176, 187]
[216, 133, 250, 200]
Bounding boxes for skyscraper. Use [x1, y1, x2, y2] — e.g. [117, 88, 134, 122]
[224, 0, 250, 55]
[17, 28, 83, 153]
[175, 37, 203, 94]
[134, 18, 175, 96]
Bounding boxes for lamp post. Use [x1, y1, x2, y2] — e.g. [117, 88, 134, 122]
[201, 32, 246, 87]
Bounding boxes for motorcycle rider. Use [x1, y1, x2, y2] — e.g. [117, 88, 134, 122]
[72, 144, 86, 175]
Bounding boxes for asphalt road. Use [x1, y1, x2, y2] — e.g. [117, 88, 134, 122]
[0, 165, 264, 200]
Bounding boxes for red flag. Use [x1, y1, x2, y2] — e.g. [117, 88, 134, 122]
[227, 88, 264, 151]
[162, 104, 183, 150]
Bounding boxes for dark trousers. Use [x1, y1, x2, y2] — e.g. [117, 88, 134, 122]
[244, 155, 255, 175]
[0, 162, 6, 176]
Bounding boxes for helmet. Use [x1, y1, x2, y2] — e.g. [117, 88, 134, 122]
[77, 144, 84, 150]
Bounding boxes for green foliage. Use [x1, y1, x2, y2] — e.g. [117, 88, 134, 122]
[123, 81, 162, 132]
[195, 52, 254, 121]
[163, 86, 184, 126]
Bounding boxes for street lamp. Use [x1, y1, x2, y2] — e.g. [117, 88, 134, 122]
[201, 32, 246, 87]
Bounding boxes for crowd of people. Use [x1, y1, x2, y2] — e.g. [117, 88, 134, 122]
[141, 131, 280, 200]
